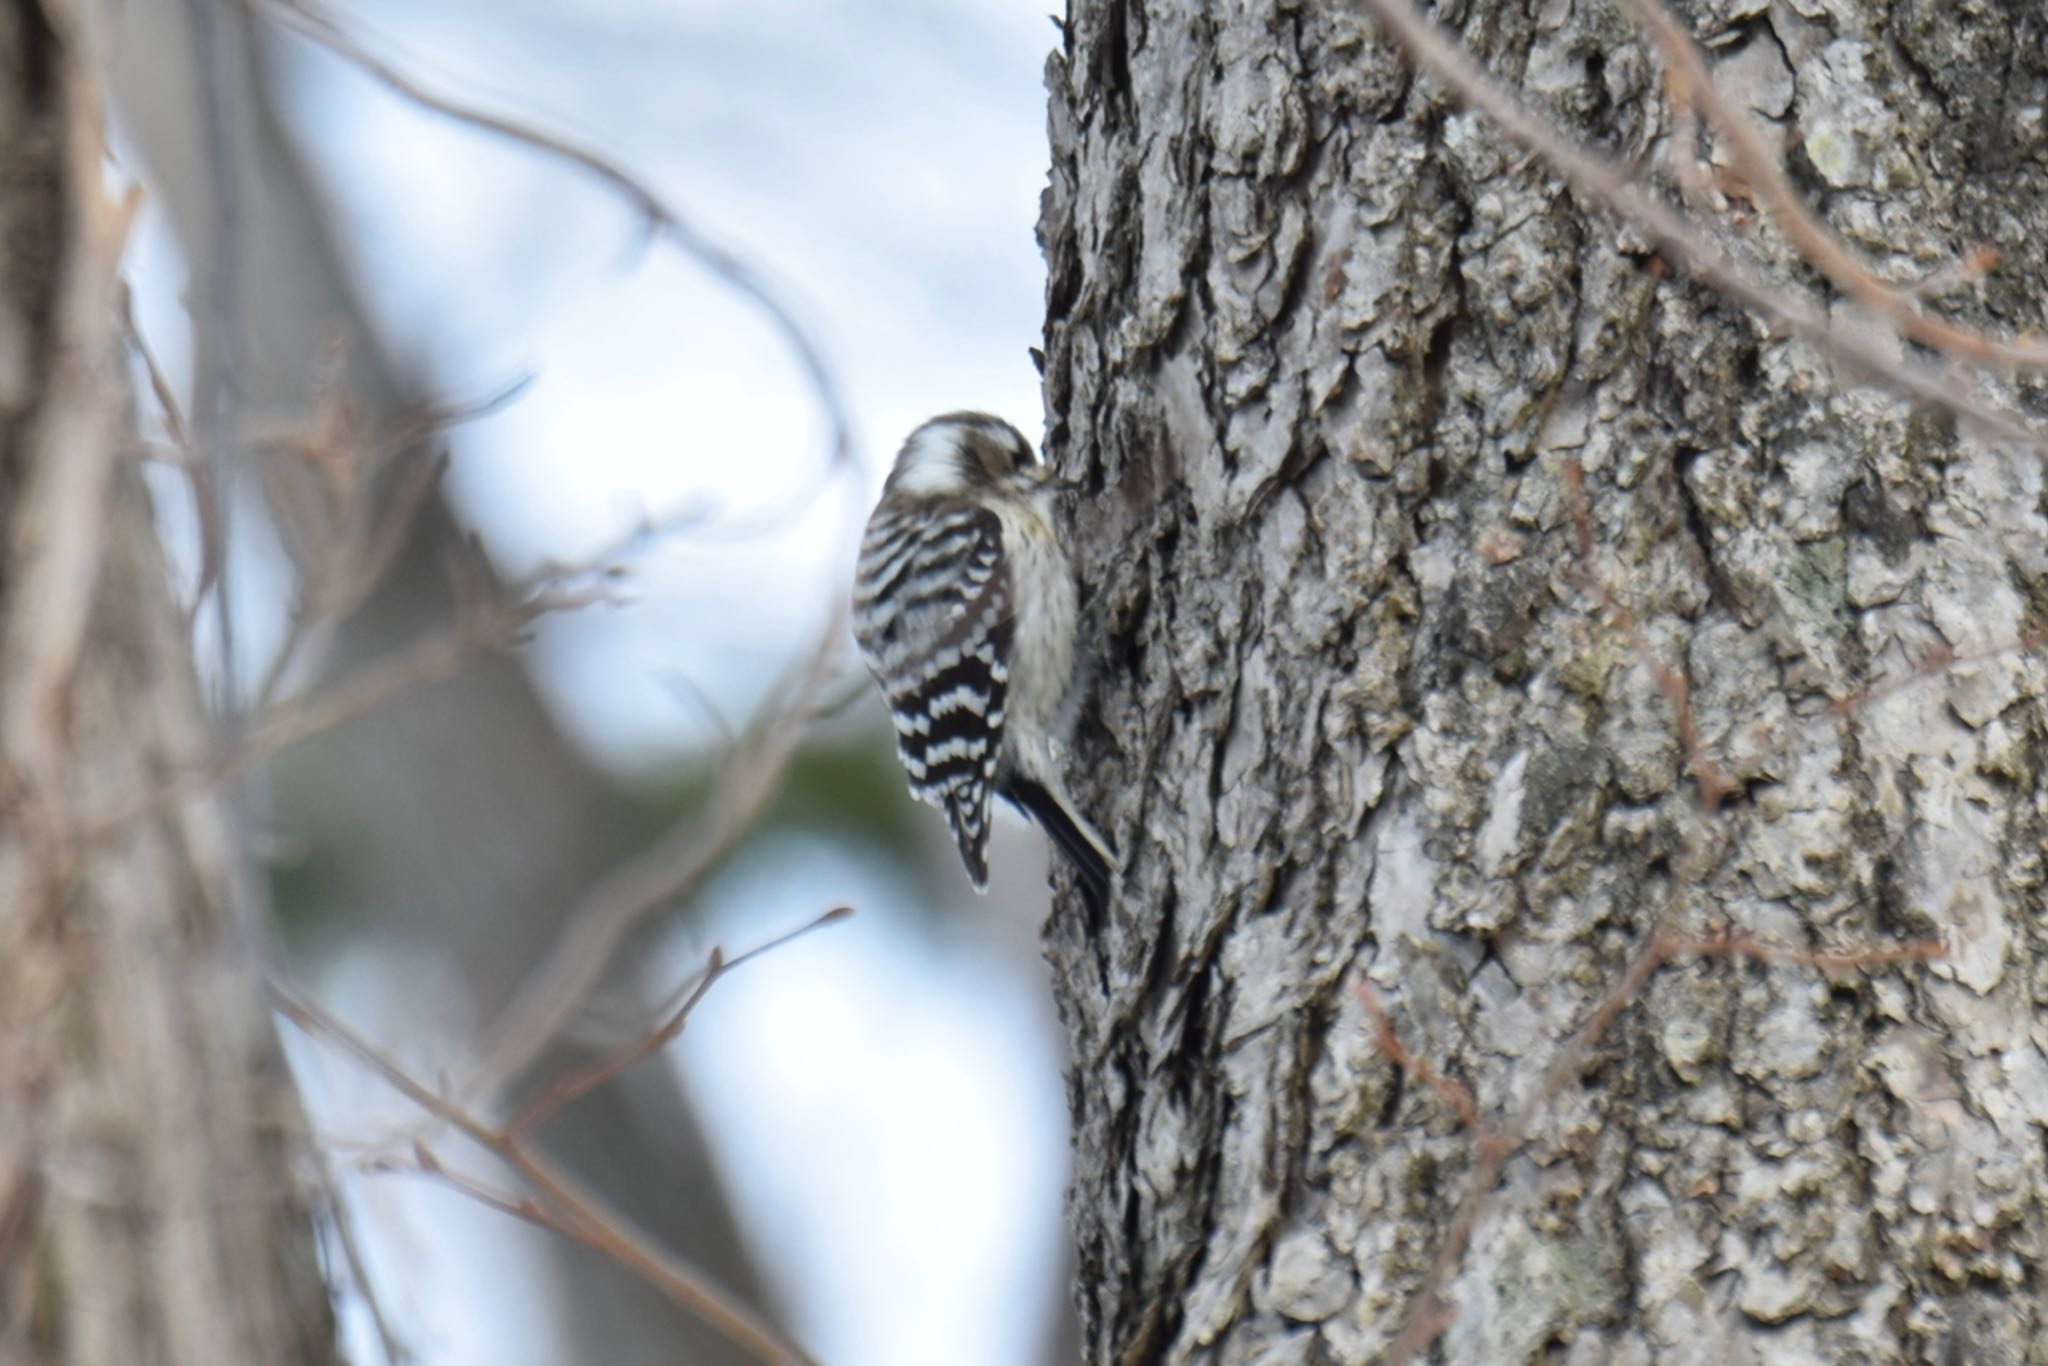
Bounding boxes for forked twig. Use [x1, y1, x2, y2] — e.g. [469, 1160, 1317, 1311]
[464, 592, 851, 1099]
[1374, 452, 1952, 1359]
[70, 560, 615, 845]
[1355, 979, 1488, 1139]
[271, 908, 854, 1366]
[1615, 0, 2048, 371]
[1352, 0, 2043, 452]
[506, 905, 851, 1138]
[248, 0, 854, 477]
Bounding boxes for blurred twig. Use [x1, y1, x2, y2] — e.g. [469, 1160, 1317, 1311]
[1370, 457, 1956, 1362]
[188, 0, 250, 698]
[245, 349, 532, 713]
[276, 994, 813, 1364]
[1370, 859, 1944, 1365]
[465, 596, 851, 1099]
[70, 527, 642, 845]
[507, 905, 852, 1138]
[221, 0, 872, 1098]
[272, 908, 849, 1366]
[249, 0, 856, 480]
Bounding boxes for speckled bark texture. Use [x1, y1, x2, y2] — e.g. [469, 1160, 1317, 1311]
[1039, 1, 2048, 1361]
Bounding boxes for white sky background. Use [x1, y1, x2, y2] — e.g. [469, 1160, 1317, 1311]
[240, 2, 1076, 1363]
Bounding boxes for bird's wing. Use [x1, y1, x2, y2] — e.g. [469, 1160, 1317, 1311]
[853, 502, 1013, 888]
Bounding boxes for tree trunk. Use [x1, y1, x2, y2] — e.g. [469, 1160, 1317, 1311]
[0, 7, 337, 1362]
[1042, 1, 2048, 1361]
[95, 4, 777, 1361]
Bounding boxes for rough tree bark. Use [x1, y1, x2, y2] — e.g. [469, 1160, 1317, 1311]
[1042, 0, 2048, 1361]
[0, 7, 338, 1362]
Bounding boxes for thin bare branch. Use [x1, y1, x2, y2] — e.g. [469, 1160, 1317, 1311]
[188, 0, 251, 699]
[315, 1183, 414, 1366]
[71, 555, 619, 845]
[509, 904, 851, 1138]
[1352, 0, 2044, 452]
[119, 284, 192, 453]
[376, 1150, 561, 1237]
[1616, 0, 2048, 371]
[1377, 454, 1961, 1359]
[271, 981, 818, 1366]
[465, 604, 850, 1098]
[1668, 928, 1947, 973]
[1829, 628, 2048, 716]
[1376, 856, 1947, 1363]
[248, 0, 856, 479]
[506, 947, 727, 1141]
[1355, 979, 1487, 1138]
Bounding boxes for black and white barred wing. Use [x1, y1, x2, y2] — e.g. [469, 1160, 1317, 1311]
[852, 503, 1014, 889]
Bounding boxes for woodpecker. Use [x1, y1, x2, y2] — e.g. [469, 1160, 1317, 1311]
[852, 412, 1115, 909]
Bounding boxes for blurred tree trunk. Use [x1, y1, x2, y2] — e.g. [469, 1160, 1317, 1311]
[95, 2, 774, 1361]
[1043, 1, 2048, 1360]
[0, 6, 337, 1362]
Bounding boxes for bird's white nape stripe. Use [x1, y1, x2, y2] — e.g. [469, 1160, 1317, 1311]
[890, 424, 970, 497]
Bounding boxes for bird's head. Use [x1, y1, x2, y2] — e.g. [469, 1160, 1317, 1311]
[886, 412, 1050, 498]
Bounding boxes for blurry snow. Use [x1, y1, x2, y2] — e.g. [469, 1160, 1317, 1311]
[257, 2, 1073, 1364]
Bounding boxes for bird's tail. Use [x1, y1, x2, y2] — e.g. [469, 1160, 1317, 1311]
[1001, 774, 1115, 915]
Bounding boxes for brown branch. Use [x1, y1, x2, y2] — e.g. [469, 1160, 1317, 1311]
[313, 1168, 414, 1366]
[1668, 928, 1947, 973]
[1355, 979, 1487, 1138]
[1347, 6, 1996, 1359]
[1910, 246, 2000, 303]
[1351, 0, 2044, 452]
[378, 1146, 566, 1238]
[240, 345, 538, 714]
[62, 474, 718, 850]
[212, 0, 870, 1108]
[1397, 445, 1960, 1355]
[272, 973, 824, 1366]
[69, 547, 623, 846]
[1828, 627, 2048, 716]
[119, 283, 193, 454]
[1373, 860, 1688, 1366]
[1616, 0, 2048, 371]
